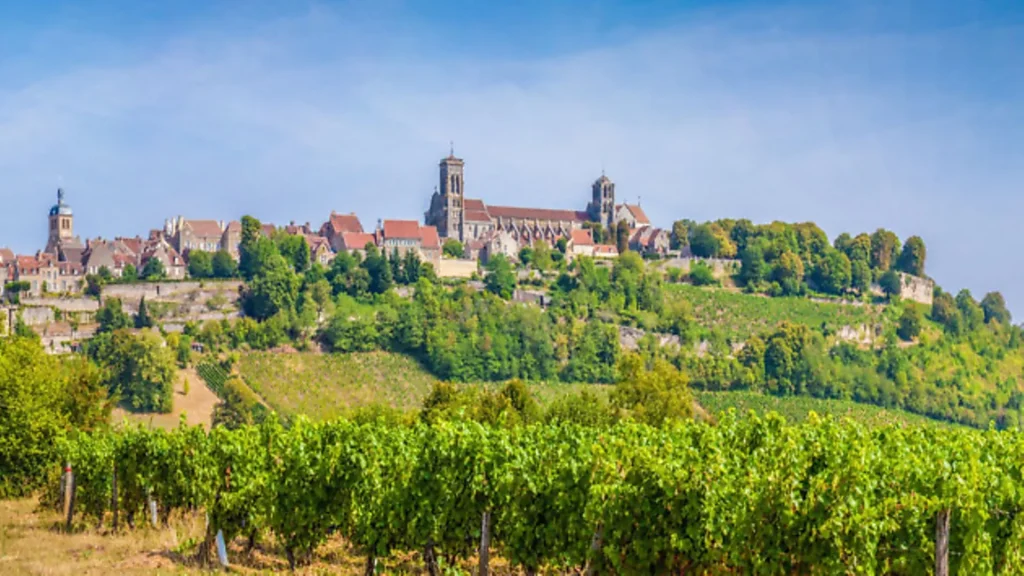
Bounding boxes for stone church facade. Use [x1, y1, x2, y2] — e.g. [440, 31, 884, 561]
[425, 152, 619, 247]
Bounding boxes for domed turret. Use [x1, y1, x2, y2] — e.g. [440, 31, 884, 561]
[49, 188, 73, 216]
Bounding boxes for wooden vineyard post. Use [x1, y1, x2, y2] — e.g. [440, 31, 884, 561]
[479, 510, 491, 576]
[111, 466, 118, 532]
[585, 524, 604, 576]
[63, 463, 76, 532]
[936, 508, 951, 576]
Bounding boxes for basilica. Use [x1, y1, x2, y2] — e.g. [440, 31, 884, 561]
[424, 151, 651, 249]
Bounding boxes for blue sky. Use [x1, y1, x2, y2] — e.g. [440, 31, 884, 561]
[1, 0, 1022, 315]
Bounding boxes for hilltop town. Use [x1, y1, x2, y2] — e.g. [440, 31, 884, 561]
[0, 151, 672, 301]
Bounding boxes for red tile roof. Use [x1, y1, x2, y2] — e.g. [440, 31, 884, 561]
[488, 205, 590, 223]
[340, 232, 376, 250]
[593, 244, 619, 256]
[328, 212, 364, 235]
[463, 198, 492, 223]
[419, 225, 440, 249]
[382, 220, 422, 240]
[0, 248, 13, 263]
[225, 220, 242, 233]
[115, 237, 143, 256]
[260, 224, 276, 237]
[184, 219, 224, 238]
[570, 229, 594, 246]
[304, 234, 330, 251]
[622, 204, 650, 225]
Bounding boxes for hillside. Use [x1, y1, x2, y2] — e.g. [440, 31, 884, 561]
[238, 351, 602, 420]
[665, 283, 881, 342]
[695, 390, 951, 428]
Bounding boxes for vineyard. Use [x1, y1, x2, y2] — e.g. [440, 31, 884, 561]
[695, 390, 952, 428]
[666, 283, 882, 341]
[58, 414, 1024, 575]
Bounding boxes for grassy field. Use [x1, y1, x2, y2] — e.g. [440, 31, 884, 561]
[666, 284, 881, 341]
[238, 351, 605, 419]
[695, 390, 951, 427]
[0, 499, 512, 575]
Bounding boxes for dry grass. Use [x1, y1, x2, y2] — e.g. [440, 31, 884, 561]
[0, 498, 521, 575]
[112, 368, 219, 430]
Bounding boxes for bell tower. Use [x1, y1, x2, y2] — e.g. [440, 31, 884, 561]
[46, 188, 74, 254]
[588, 173, 615, 230]
[439, 145, 465, 241]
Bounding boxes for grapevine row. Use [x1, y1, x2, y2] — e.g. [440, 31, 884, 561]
[60, 414, 1024, 574]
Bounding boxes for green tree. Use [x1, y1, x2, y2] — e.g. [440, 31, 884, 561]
[135, 296, 154, 329]
[96, 298, 132, 333]
[212, 249, 238, 278]
[121, 263, 139, 283]
[956, 289, 985, 331]
[361, 245, 393, 295]
[879, 270, 902, 300]
[93, 330, 177, 413]
[442, 239, 464, 258]
[931, 290, 962, 333]
[897, 236, 927, 276]
[610, 353, 692, 427]
[484, 254, 516, 300]
[812, 249, 852, 294]
[689, 224, 720, 258]
[739, 243, 767, 286]
[850, 259, 872, 293]
[897, 306, 922, 341]
[615, 223, 630, 254]
[238, 215, 263, 279]
[0, 338, 74, 496]
[981, 291, 1012, 325]
[671, 220, 689, 250]
[276, 233, 311, 273]
[243, 253, 300, 320]
[772, 251, 805, 295]
[689, 262, 717, 286]
[402, 249, 422, 284]
[870, 228, 901, 272]
[141, 257, 166, 281]
[532, 240, 553, 272]
[188, 250, 214, 279]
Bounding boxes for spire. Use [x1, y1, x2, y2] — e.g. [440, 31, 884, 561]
[449, 141, 454, 158]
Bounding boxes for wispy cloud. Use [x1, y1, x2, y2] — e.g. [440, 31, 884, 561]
[0, 4, 1021, 312]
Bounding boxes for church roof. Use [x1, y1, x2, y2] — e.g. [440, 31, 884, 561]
[620, 203, 650, 226]
[464, 198, 492, 223]
[488, 205, 590, 223]
[183, 219, 224, 238]
[570, 229, 595, 246]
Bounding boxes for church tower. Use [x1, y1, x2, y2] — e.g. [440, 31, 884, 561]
[438, 149, 466, 241]
[588, 173, 615, 231]
[45, 188, 74, 255]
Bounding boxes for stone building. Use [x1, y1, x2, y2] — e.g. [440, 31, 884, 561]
[628, 227, 671, 256]
[424, 152, 641, 254]
[44, 189, 84, 259]
[320, 212, 365, 252]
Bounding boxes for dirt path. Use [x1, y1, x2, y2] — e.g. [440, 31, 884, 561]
[111, 368, 219, 430]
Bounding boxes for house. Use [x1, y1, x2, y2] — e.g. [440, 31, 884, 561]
[464, 230, 518, 264]
[339, 232, 377, 258]
[593, 244, 620, 259]
[320, 212, 365, 252]
[141, 239, 186, 280]
[305, 235, 335, 267]
[0, 248, 14, 265]
[222, 221, 242, 258]
[166, 218, 227, 254]
[286, 221, 313, 236]
[12, 256, 44, 296]
[568, 229, 596, 259]
[628, 227, 671, 256]
[419, 225, 441, 269]
[614, 204, 651, 229]
[82, 240, 120, 276]
[377, 220, 422, 259]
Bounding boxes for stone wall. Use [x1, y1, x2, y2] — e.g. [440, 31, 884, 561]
[618, 325, 681, 351]
[439, 258, 478, 279]
[19, 306, 55, 326]
[899, 273, 934, 306]
[102, 281, 244, 304]
[21, 297, 99, 313]
[662, 257, 740, 279]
